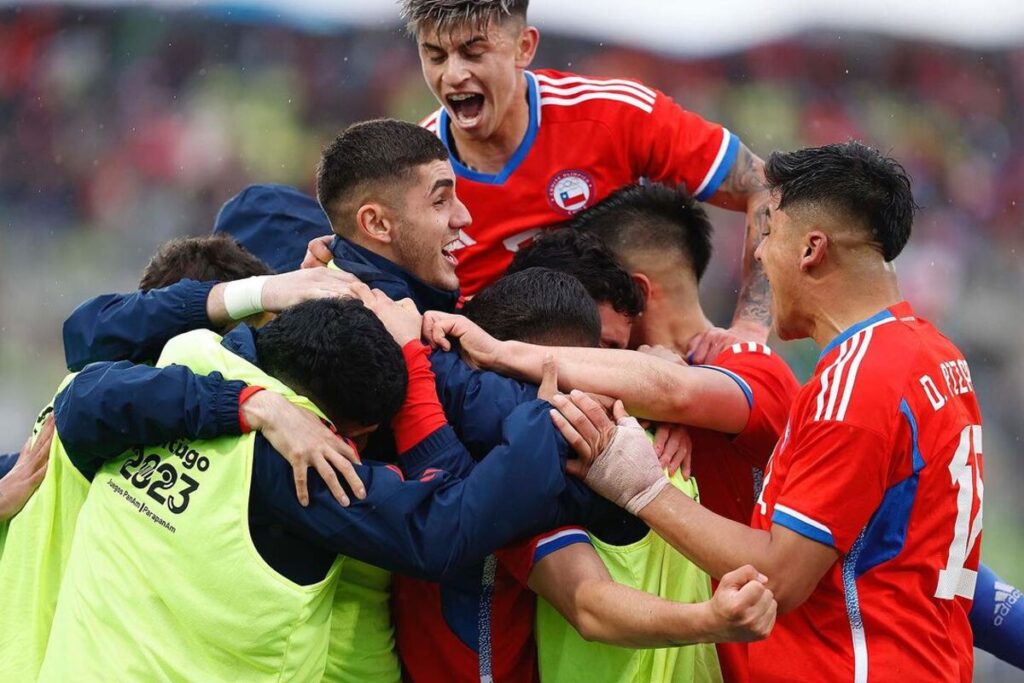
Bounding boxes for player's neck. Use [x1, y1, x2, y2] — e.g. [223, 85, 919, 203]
[639, 290, 712, 356]
[809, 269, 903, 350]
[448, 79, 530, 175]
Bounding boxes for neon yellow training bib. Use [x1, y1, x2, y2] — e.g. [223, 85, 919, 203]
[535, 471, 723, 683]
[39, 331, 343, 682]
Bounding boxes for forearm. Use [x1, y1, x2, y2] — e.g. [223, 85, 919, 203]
[732, 192, 772, 334]
[492, 342, 747, 432]
[62, 280, 217, 370]
[573, 578, 717, 647]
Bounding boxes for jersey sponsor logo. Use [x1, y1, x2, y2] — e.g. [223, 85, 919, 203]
[547, 169, 595, 214]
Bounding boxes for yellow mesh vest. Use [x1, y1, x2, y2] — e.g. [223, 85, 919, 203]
[535, 472, 723, 683]
[39, 331, 343, 682]
[0, 374, 91, 682]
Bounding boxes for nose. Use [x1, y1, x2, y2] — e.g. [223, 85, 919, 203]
[443, 54, 470, 88]
[450, 195, 472, 229]
[754, 236, 765, 263]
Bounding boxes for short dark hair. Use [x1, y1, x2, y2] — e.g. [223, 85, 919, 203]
[400, 0, 529, 36]
[463, 268, 601, 347]
[506, 230, 644, 318]
[139, 234, 274, 291]
[569, 183, 713, 282]
[255, 299, 407, 428]
[316, 118, 449, 235]
[764, 141, 916, 262]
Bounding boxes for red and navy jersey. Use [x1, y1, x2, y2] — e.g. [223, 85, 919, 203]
[422, 69, 739, 296]
[688, 341, 799, 683]
[394, 526, 590, 683]
[749, 302, 983, 682]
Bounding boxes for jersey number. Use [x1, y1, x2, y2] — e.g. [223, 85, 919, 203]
[935, 424, 983, 600]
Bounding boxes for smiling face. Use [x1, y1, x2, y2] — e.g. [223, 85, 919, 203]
[417, 18, 536, 142]
[389, 159, 472, 291]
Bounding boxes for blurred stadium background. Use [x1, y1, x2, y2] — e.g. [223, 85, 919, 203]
[0, 3, 1021, 679]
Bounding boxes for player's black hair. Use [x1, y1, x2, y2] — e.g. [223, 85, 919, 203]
[506, 229, 644, 318]
[568, 183, 714, 282]
[764, 141, 917, 262]
[255, 299, 407, 428]
[462, 267, 601, 348]
[401, 0, 529, 37]
[316, 118, 449, 235]
[139, 234, 274, 291]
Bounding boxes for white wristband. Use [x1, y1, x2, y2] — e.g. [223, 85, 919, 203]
[223, 276, 269, 320]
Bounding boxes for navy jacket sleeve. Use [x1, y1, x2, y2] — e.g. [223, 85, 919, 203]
[54, 361, 245, 477]
[398, 425, 475, 480]
[62, 279, 216, 370]
[0, 453, 17, 479]
[251, 399, 569, 581]
[970, 562, 1024, 669]
[429, 349, 538, 460]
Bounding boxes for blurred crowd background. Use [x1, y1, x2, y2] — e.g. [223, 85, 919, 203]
[0, 6, 1021, 678]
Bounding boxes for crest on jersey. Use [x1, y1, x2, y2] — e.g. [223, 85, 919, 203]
[547, 170, 595, 215]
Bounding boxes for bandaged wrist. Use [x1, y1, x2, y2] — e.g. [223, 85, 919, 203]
[223, 276, 269, 320]
[584, 418, 668, 515]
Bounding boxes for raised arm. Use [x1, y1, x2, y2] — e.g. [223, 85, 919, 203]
[705, 143, 773, 340]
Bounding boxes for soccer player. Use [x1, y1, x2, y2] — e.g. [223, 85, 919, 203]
[546, 142, 984, 682]
[395, 266, 774, 683]
[423, 185, 798, 682]
[401, 0, 771, 348]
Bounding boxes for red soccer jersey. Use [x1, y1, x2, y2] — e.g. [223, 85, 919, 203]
[688, 341, 799, 683]
[393, 527, 589, 683]
[422, 69, 739, 296]
[749, 302, 983, 682]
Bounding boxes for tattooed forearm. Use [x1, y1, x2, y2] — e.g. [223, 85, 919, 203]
[708, 143, 766, 211]
[732, 192, 773, 332]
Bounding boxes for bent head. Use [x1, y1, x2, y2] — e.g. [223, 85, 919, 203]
[462, 267, 601, 348]
[402, 0, 538, 141]
[316, 118, 471, 291]
[569, 183, 713, 347]
[756, 141, 916, 340]
[254, 298, 408, 447]
[139, 234, 274, 291]
[506, 229, 643, 349]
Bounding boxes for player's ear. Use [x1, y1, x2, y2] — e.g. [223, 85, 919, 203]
[514, 25, 540, 69]
[355, 203, 394, 246]
[799, 231, 828, 271]
[631, 272, 652, 302]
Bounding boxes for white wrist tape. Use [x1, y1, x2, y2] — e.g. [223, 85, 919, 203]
[585, 416, 670, 516]
[223, 276, 269, 320]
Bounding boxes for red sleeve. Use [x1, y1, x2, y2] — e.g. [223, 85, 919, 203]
[495, 526, 591, 587]
[631, 89, 740, 201]
[391, 342, 448, 454]
[710, 343, 800, 468]
[771, 421, 891, 553]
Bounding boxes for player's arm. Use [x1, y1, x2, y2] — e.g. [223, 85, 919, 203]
[422, 312, 749, 434]
[0, 418, 54, 522]
[704, 143, 773, 341]
[970, 563, 1024, 670]
[528, 542, 776, 646]
[548, 393, 891, 614]
[62, 269, 360, 370]
[253, 399, 572, 581]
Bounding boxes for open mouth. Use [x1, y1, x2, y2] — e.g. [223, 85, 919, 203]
[441, 239, 460, 266]
[446, 92, 485, 126]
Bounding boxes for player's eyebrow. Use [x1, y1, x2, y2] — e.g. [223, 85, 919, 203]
[430, 178, 455, 194]
[421, 35, 487, 52]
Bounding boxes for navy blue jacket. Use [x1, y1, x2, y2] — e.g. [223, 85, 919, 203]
[54, 325, 574, 584]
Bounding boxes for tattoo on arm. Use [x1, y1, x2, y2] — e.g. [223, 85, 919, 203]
[710, 143, 765, 211]
[734, 198, 773, 330]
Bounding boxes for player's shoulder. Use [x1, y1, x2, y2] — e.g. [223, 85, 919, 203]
[532, 68, 658, 119]
[419, 108, 443, 135]
[804, 309, 925, 430]
[712, 341, 797, 382]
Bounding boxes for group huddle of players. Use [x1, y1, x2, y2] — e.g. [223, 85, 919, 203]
[0, 1, 1022, 682]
